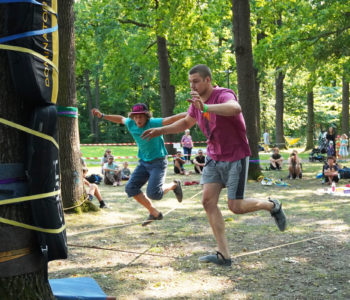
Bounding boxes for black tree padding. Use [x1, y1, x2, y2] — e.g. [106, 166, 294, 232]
[26, 105, 67, 261]
[4, 0, 59, 106]
[1, 0, 66, 261]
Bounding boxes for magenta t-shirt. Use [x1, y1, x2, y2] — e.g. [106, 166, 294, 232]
[187, 87, 251, 162]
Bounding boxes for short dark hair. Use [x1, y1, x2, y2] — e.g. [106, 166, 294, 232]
[189, 64, 212, 80]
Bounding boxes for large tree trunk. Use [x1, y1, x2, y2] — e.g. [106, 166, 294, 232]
[232, 0, 261, 179]
[275, 68, 285, 148]
[0, 6, 54, 299]
[342, 76, 349, 136]
[84, 69, 95, 140]
[156, 35, 176, 155]
[305, 89, 314, 150]
[94, 66, 100, 141]
[57, 0, 84, 210]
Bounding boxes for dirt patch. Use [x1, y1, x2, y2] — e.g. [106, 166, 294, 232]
[49, 163, 350, 299]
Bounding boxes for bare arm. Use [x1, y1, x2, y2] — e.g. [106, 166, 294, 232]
[91, 108, 125, 124]
[162, 112, 187, 126]
[141, 114, 197, 141]
[189, 91, 241, 116]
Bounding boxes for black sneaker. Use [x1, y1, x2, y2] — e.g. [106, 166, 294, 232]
[88, 194, 93, 201]
[173, 180, 183, 202]
[99, 200, 107, 208]
[142, 212, 163, 227]
[198, 251, 232, 267]
[269, 198, 286, 231]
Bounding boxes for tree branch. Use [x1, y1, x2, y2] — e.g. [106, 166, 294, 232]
[118, 18, 152, 28]
[143, 41, 157, 54]
[300, 25, 350, 44]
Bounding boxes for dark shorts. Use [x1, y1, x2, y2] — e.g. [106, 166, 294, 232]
[201, 156, 249, 200]
[125, 157, 167, 200]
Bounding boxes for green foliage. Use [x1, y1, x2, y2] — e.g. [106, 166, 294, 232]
[74, 0, 349, 144]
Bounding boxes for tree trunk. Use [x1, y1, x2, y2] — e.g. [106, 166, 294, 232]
[342, 76, 349, 136]
[84, 69, 94, 140]
[275, 68, 285, 148]
[0, 6, 54, 299]
[305, 90, 314, 150]
[156, 35, 176, 155]
[232, 0, 261, 179]
[57, 0, 84, 210]
[94, 66, 100, 141]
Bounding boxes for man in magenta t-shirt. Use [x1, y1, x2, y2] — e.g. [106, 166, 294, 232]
[142, 64, 286, 266]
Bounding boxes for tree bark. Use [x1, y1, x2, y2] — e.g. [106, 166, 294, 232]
[84, 69, 94, 140]
[305, 90, 314, 150]
[0, 5, 54, 299]
[232, 0, 261, 179]
[275, 68, 285, 148]
[342, 76, 349, 136]
[94, 66, 100, 141]
[57, 0, 84, 210]
[156, 35, 176, 154]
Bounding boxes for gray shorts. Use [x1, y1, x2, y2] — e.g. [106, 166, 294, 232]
[200, 156, 249, 200]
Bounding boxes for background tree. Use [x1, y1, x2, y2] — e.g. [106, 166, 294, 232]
[57, 0, 85, 211]
[232, 0, 261, 179]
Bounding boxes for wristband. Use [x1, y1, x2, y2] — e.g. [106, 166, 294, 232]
[101, 113, 104, 119]
[202, 104, 208, 113]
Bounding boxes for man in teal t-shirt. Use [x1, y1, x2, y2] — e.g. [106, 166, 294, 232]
[92, 103, 185, 226]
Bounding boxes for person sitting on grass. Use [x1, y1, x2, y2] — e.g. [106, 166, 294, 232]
[288, 150, 302, 179]
[83, 168, 107, 208]
[92, 104, 185, 226]
[193, 149, 205, 174]
[121, 161, 131, 180]
[173, 151, 187, 175]
[103, 155, 122, 186]
[270, 147, 283, 170]
[323, 156, 339, 185]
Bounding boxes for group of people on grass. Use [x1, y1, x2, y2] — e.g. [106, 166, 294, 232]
[86, 64, 286, 267]
[268, 139, 348, 186]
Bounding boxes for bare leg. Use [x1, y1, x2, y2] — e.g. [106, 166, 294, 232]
[89, 184, 103, 202]
[133, 192, 160, 217]
[228, 197, 274, 214]
[174, 160, 184, 174]
[202, 183, 230, 259]
[163, 181, 177, 194]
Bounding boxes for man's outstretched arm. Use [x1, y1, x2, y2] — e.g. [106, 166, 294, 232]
[91, 108, 125, 124]
[162, 112, 187, 126]
[142, 114, 196, 141]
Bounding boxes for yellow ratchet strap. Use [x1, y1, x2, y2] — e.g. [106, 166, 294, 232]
[0, 117, 59, 149]
[0, 217, 66, 234]
[0, 44, 58, 72]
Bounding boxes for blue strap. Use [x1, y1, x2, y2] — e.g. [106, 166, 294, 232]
[0, 25, 58, 44]
[0, 0, 44, 5]
[0, 0, 57, 15]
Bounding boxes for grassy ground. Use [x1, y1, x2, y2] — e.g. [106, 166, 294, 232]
[49, 149, 350, 299]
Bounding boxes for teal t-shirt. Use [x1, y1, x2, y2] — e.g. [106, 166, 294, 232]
[125, 118, 167, 161]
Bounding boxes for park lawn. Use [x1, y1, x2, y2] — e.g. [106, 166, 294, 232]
[49, 160, 350, 299]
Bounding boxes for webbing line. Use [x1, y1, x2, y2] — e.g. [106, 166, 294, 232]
[68, 230, 350, 262]
[68, 189, 203, 237]
[0, 25, 58, 44]
[0, 117, 59, 149]
[0, 190, 60, 206]
[0, 217, 66, 234]
[0, 0, 57, 14]
[0, 44, 58, 72]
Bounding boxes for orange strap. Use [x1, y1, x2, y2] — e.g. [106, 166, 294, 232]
[0, 247, 32, 263]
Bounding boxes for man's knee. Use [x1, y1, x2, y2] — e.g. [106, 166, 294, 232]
[228, 200, 245, 214]
[146, 189, 163, 200]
